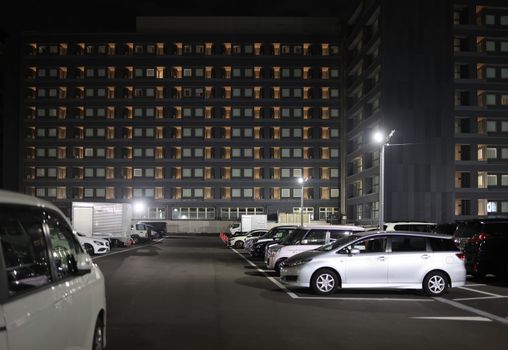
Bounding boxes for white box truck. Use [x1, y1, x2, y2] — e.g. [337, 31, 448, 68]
[240, 214, 268, 233]
[72, 202, 134, 246]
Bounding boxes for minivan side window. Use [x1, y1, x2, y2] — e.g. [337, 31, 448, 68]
[391, 236, 427, 252]
[302, 230, 327, 244]
[45, 210, 82, 279]
[429, 238, 459, 252]
[0, 206, 52, 296]
[352, 237, 387, 253]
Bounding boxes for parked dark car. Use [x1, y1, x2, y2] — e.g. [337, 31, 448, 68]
[139, 221, 167, 238]
[249, 225, 297, 258]
[461, 219, 508, 279]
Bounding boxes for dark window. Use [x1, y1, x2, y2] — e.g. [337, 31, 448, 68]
[393, 224, 435, 232]
[352, 237, 387, 253]
[391, 236, 427, 252]
[429, 238, 459, 252]
[45, 210, 82, 279]
[0, 206, 52, 296]
[483, 223, 508, 236]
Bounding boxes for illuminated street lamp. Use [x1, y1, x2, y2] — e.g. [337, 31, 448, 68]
[297, 177, 308, 226]
[372, 129, 395, 230]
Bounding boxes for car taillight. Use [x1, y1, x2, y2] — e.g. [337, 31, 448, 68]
[468, 232, 491, 244]
[455, 252, 465, 261]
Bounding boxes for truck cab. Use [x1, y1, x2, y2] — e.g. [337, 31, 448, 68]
[131, 223, 152, 239]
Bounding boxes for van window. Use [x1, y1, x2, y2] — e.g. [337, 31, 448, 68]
[429, 238, 459, 252]
[45, 210, 82, 279]
[352, 237, 387, 253]
[0, 206, 52, 296]
[391, 236, 427, 252]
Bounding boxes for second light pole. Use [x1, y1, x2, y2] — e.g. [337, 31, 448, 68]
[372, 129, 395, 230]
[297, 177, 308, 226]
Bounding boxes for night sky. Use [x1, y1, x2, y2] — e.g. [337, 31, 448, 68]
[0, 0, 351, 35]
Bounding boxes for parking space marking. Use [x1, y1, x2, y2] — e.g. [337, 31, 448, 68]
[454, 296, 508, 301]
[295, 296, 433, 301]
[457, 286, 504, 298]
[435, 297, 508, 325]
[231, 248, 298, 299]
[411, 316, 491, 322]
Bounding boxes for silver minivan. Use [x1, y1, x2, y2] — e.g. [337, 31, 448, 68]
[280, 231, 466, 296]
[0, 190, 106, 349]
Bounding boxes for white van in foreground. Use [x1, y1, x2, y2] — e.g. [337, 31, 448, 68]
[0, 190, 106, 350]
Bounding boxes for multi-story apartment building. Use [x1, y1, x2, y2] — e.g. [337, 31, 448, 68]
[16, 17, 342, 221]
[344, 0, 455, 225]
[453, 1, 508, 219]
[344, 0, 508, 226]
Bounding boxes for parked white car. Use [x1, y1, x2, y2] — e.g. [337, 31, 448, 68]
[0, 190, 107, 350]
[228, 229, 268, 249]
[383, 222, 436, 232]
[280, 231, 466, 296]
[266, 225, 365, 273]
[76, 232, 111, 255]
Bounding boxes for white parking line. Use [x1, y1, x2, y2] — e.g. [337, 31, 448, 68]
[434, 297, 508, 325]
[231, 248, 298, 299]
[457, 286, 504, 298]
[454, 296, 508, 301]
[411, 316, 491, 322]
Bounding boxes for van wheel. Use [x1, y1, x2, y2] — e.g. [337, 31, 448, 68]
[234, 241, 244, 249]
[423, 271, 448, 296]
[311, 269, 339, 295]
[92, 316, 104, 350]
[84, 243, 94, 255]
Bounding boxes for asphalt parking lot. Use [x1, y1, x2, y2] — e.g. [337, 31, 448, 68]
[94, 235, 508, 350]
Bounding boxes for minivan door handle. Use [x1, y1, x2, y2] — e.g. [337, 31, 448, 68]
[421, 254, 431, 259]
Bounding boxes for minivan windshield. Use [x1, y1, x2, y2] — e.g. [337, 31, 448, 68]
[316, 234, 363, 251]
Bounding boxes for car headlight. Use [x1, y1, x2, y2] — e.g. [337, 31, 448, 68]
[285, 258, 313, 268]
[271, 246, 282, 253]
[93, 240, 105, 245]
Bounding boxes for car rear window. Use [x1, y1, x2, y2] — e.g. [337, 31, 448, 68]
[429, 238, 459, 251]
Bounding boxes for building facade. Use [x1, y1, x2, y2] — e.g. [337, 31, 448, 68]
[17, 18, 342, 221]
[453, 1, 508, 219]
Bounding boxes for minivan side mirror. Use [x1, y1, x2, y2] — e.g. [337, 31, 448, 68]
[76, 252, 92, 274]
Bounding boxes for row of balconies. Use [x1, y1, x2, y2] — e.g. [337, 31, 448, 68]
[26, 106, 340, 120]
[26, 66, 339, 81]
[25, 86, 339, 100]
[24, 186, 338, 202]
[25, 146, 339, 161]
[24, 166, 338, 181]
[26, 42, 340, 57]
[24, 126, 339, 141]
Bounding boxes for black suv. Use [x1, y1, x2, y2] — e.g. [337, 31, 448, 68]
[460, 219, 508, 278]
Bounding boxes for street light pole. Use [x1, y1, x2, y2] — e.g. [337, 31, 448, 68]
[298, 177, 308, 226]
[373, 129, 395, 230]
[379, 143, 385, 230]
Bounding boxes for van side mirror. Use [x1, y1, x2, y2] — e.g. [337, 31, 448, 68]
[76, 252, 92, 274]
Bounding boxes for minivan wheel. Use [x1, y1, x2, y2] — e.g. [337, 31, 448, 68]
[234, 240, 244, 249]
[423, 271, 448, 296]
[92, 316, 104, 350]
[274, 258, 287, 274]
[311, 269, 339, 295]
[84, 243, 94, 255]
